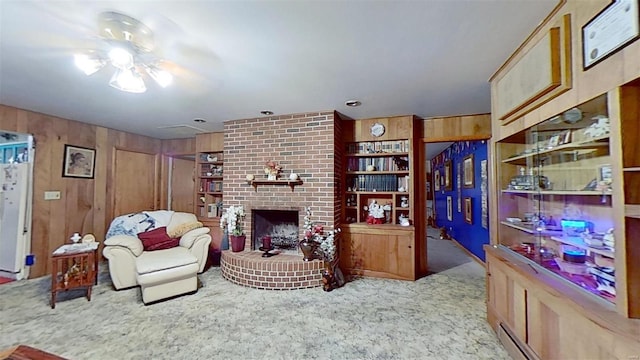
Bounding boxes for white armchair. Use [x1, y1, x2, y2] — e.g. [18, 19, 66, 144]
[103, 211, 211, 303]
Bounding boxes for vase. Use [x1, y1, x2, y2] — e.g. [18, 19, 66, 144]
[221, 231, 229, 250]
[299, 239, 316, 261]
[267, 174, 277, 181]
[322, 259, 346, 292]
[230, 235, 246, 252]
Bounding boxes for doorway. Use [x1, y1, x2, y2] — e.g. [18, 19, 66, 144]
[0, 131, 34, 281]
[168, 155, 195, 213]
[425, 142, 452, 230]
[113, 149, 158, 216]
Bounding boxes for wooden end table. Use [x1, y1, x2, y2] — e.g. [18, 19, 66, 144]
[50, 243, 99, 309]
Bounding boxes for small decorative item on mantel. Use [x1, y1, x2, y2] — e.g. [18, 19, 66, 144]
[264, 160, 282, 180]
[220, 205, 246, 252]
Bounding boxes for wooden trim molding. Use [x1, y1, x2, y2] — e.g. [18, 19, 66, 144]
[494, 14, 573, 125]
[495, 27, 561, 120]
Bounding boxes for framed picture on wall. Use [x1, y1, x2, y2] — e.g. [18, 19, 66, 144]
[444, 160, 453, 191]
[446, 196, 452, 221]
[582, 0, 640, 70]
[62, 144, 96, 179]
[464, 197, 473, 224]
[434, 169, 441, 191]
[463, 154, 474, 188]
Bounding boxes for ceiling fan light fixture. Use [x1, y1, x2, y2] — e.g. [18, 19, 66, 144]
[145, 65, 173, 88]
[75, 11, 173, 93]
[74, 54, 106, 75]
[108, 48, 134, 70]
[109, 68, 146, 93]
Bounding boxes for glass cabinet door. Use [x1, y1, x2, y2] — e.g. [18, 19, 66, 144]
[497, 94, 615, 303]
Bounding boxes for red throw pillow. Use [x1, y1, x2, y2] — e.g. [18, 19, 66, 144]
[138, 227, 180, 251]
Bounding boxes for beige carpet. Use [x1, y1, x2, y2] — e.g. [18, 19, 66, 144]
[0, 237, 508, 360]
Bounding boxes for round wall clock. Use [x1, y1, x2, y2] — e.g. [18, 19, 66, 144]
[370, 123, 385, 137]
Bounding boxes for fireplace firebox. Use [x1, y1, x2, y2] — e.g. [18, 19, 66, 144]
[251, 210, 299, 254]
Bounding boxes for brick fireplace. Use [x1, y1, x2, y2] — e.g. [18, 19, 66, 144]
[223, 110, 343, 249]
[220, 110, 344, 289]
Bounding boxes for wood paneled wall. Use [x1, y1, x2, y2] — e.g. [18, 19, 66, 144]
[421, 114, 491, 142]
[159, 137, 197, 208]
[0, 105, 163, 278]
[161, 137, 196, 156]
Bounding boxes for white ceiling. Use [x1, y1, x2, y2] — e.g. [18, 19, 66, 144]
[0, 1, 558, 140]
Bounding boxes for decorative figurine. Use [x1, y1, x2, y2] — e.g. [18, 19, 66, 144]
[70, 232, 81, 244]
[366, 201, 385, 224]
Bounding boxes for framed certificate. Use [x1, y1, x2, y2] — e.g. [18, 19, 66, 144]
[583, 0, 640, 69]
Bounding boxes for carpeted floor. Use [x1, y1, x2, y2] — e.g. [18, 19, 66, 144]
[0, 231, 507, 360]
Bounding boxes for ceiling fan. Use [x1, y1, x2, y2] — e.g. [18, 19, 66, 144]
[74, 11, 173, 93]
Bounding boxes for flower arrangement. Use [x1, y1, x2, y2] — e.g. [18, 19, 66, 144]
[264, 160, 282, 178]
[302, 207, 340, 263]
[220, 205, 245, 236]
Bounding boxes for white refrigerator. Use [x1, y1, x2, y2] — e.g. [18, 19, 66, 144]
[0, 162, 30, 280]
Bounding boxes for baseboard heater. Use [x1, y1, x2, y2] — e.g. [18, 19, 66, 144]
[496, 322, 538, 360]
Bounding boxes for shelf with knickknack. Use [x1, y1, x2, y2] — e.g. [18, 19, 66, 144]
[247, 179, 303, 192]
[196, 151, 224, 219]
[194, 132, 225, 223]
[192, 132, 225, 251]
[339, 115, 426, 281]
[344, 139, 411, 226]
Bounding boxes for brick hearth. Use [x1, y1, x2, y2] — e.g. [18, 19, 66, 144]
[220, 251, 324, 289]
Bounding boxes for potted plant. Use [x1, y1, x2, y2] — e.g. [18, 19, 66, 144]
[264, 160, 282, 180]
[220, 205, 246, 252]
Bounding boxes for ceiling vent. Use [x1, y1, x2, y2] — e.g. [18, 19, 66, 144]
[156, 124, 208, 138]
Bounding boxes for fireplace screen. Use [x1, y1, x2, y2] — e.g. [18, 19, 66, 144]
[252, 210, 299, 253]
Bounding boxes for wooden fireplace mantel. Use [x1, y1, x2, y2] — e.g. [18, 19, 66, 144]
[248, 180, 303, 192]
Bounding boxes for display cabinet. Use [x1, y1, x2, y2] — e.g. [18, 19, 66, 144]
[496, 94, 616, 303]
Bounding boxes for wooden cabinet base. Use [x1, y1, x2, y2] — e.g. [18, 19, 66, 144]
[485, 246, 640, 359]
[339, 223, 425, 281]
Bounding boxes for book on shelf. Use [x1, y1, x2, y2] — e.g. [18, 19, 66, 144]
[351, 174, 402, 192]
[208, 181, 223, 192]
[347, 140, 410, 154]
[347, 156, 409, 172]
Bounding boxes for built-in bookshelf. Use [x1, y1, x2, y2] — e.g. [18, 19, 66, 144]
[196, 151, 223, 219]
[339, 115, 426, 281]
[344, 140, 412, 225]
